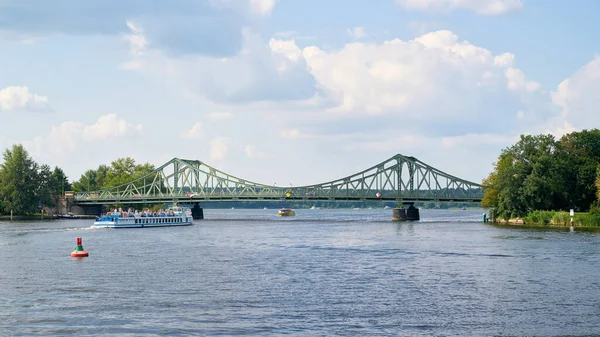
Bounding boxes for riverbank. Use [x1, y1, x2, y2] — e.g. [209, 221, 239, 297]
[489, 221, 600, 232]
[0, 214, 97, 221]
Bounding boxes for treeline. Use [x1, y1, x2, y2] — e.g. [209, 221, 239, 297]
[71, 157, 155, 192]
[0, 144, 155, 215]
[482, 129, 600, 219]
[0, 144, 70, 215]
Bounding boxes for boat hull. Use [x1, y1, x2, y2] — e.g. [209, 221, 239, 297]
[93, 221, 193, 228]
[93, 214, 193, 228]
[277, 208, 296, 217]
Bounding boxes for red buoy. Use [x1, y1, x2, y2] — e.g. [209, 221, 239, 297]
[71, 237, 89, 258]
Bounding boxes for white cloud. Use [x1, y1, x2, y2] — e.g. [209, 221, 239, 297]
[505, 67, 540, 92]
[182, 122, 203, 139]
[208, 112, 234, 120]
[441, 133, 518, 150]
[494, 52, 515, 67]
[210, 137, 230, 160]
[297, 30, 540, 134]
[83, 114, 142, 141]
[124, 27, 316, 103]
[269, 38, 303, 62]
[551, 55, 600, 133]
[125, 28, 546, 139]
[0, 86, 48, 112]
[347, 27, 367, 40]
[249, 0, 277, 16]
[397, 0, 523, 15]
[245, 145, 268, 158]
[280, 128, 306, 140]
[46, 114, 142, 155]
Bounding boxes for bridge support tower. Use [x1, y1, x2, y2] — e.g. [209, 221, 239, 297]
[191, 202, 204, 220]
[392, 202, 420, 221]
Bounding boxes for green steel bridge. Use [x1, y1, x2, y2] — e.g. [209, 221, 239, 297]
[73, 154, 485, 206]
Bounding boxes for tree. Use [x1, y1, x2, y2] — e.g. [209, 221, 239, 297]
[481, 171, 497, 208]
[49, 167, 70, 208]
[555, 129, 600, 211]
[51, 167, 71, 195]
[0, 144, 40, 215]
[103, 157, 137, 188]
[483, 134, 558, 218]
[596, 165, 600, 201]
[36, 164, 55, 208]
[72, 165, 108, 191]
[103, 157, 155, 189]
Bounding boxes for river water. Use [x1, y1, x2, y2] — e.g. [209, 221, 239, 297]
[1, 208, 599, 336]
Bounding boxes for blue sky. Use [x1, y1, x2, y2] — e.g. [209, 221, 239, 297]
[1, 0, 599, 186]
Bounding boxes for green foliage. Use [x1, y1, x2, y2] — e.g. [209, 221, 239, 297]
[103, 157, 155, 188]
[0, 145, 39, 214]
[51, 167, 71, 194]
[574, 213, 600, 227]
[596, 165, 600, 201]
[72, 165, 108, 191]
[551, 211, 571, 226]
[590, 200, 600, 215]
[37, 164, 55, 208]
[481, 171, 497, 208]
[484, 129, 600, 217]
[72, 158, 154, 192]
[554, 129, 600, 211]
[488, 134, 558, 218]
[523, 210, 555, 225]
[0, 144, 72, 215]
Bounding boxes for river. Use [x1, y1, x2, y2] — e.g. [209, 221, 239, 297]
[1, 208, 599, 336]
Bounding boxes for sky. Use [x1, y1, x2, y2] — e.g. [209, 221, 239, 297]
[1, 0, 599, 187]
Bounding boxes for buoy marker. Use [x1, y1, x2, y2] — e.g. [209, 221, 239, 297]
[71, 237, 89, 258]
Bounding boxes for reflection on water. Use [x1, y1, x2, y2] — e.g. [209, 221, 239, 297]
[1, 208, 600, 336]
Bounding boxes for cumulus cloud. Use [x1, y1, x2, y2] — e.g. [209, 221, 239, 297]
[210, 137, 230, 160]
[0, 0, 276, 57]
[124, 27, 316, 103]
[245, 145, 268, 158]
[182, 122, 204, 139]
[83, 114, 142, 141]
[249, 0, 277, 16]
[347, 27, 367, 40]
[0, 86, 49, 112]
[396, 0, 523, 15]
[208, 112, 234, 120]
[47, 114, 142, 154]
[551, 56, 600, 133]
[124, 28, 547, 139]
[297, 30, 542, 135]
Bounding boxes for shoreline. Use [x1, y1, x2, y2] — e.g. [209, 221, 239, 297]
[489, 222, 600, 232]
[0, 214, 97, 221]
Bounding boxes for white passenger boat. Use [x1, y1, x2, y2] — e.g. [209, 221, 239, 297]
[94, 206, 193, 228]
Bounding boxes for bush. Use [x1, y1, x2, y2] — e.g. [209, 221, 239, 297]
[575, 213, 600, 227]
[590, 200, 600, 215]
[551, 211, 570, 226]
[523, 210, 555, 225]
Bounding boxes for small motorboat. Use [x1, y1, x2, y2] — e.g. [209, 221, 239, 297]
[57, 212, 78, 219]
[277, 208, 296, 217]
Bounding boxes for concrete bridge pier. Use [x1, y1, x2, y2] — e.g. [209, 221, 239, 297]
[191, 202, 204, 220]
[392, 202, 420, 221]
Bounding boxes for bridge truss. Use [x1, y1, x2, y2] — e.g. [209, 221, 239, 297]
[73, 154, 484, 205]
